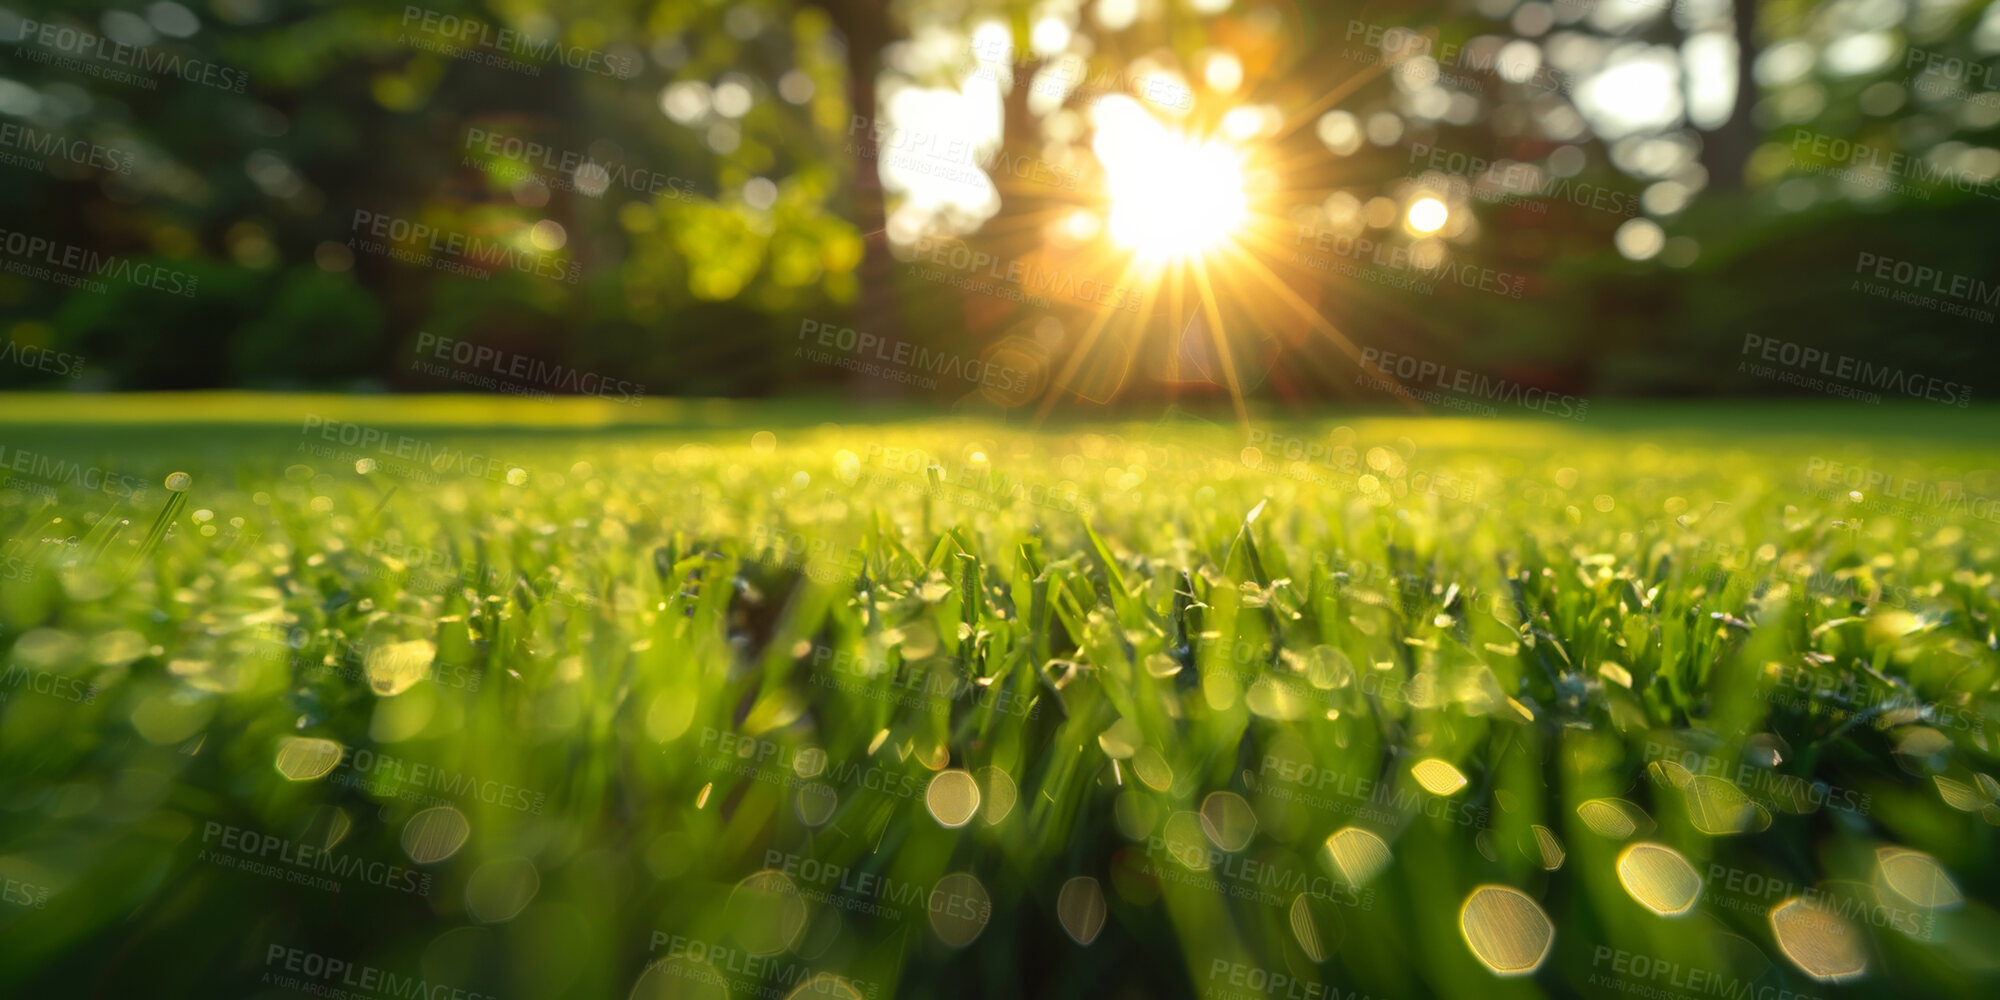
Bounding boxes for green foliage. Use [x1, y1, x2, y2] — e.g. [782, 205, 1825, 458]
[1, 400, 1997, 997]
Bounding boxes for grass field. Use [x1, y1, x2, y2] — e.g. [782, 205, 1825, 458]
[2, 396, 1998, 999]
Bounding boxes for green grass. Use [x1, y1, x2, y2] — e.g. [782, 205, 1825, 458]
[2, 397, 1998, 999]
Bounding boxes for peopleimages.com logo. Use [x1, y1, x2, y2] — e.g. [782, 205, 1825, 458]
[10, 18, 250, 93]
[1739, 334, 1972, 406]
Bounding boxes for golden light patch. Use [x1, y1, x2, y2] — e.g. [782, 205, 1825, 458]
[1289, 893, 1337, 963]
[1131, 747, 1173, 791]
[927, 872, 991, 947]
[796, 782, 838, 827]
[1246, 678, 1306, 720]
[1768, 897, 1869, 981]
[1933, 775, 1986, 812]
[1162, 811, 1212, 870]
[298, 805, 351, 852]
[926, 769, 981, 828]
[784, 975, 865, 1000]
[1647, 760, 1695, 790]
[1199, 791, 1257, 852]
[1323, 827, 1392, 886]
[1057, 876, 1107, 945]
[365, 639, 436, 696]
[401, 805, 470, 864]
[1412, 758, 1468, 795]
[1531, 825, 1565, 871]
[726, 870, 808, 956]
[464, 856, 540, 923]
[1098, 717, 1141, 759]
[1577, 798, 1653, 839]
[629, 957, 727, 1000]
[1684, 776, 1771, 835]
[976, 766, 1017, 825]
[1615, 843, 1702, 916]
[1875, 848, 1962, 909]
[1459, 886, 1554, 976]
[274, 736, 343, 781]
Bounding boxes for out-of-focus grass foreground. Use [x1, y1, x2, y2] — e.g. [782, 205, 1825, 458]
[1, 397, 1998, 999]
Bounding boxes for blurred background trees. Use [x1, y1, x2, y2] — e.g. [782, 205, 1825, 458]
[1, 0, 1995, 405]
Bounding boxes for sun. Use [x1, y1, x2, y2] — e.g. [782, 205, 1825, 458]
[1092, 97, 1249, 260]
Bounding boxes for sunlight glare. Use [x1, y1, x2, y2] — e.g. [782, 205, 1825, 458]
[1093, 96, 1248, 259]
[1407, 197, 1449, 234]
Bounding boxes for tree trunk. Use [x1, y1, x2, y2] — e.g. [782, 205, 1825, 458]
[1700, 0, 1759, 191]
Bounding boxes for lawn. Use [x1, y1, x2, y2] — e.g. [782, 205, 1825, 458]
[1, 396, 1997, 999]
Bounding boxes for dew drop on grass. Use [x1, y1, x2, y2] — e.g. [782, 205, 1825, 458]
[164, 472, 191, 492]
